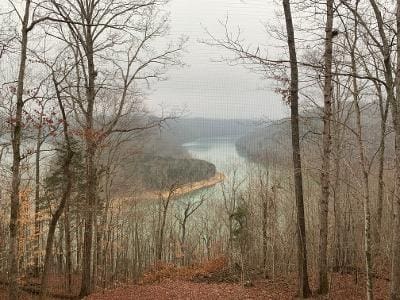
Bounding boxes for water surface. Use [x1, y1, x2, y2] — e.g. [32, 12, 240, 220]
[182, 136, 247, 174]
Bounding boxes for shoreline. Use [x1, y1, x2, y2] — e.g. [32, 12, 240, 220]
[142, 172, 226, 200]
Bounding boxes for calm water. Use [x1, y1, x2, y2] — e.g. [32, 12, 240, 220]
[180, 135, 252, 202]
[182, 136, 247, 174]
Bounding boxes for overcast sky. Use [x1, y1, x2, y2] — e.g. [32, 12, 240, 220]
[147, 0, 288, 120]
[2, 0, 288, 121]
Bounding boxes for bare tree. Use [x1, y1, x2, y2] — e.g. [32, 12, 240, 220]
[155, 183, 178, 261]
[6, 1, 46, 298]
[45, 0, 185, 295]
[175, 192, 207, 265]
[339, 1, 400, 298]
[392, 2, 400, 298]
[345, 7, 374, 297]
[39, 61, 74, 300]
[318, 0, 334, 294]
[282, 0, 312, 297]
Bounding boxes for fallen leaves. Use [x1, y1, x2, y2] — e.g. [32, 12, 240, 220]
[87, 273, 390, 300]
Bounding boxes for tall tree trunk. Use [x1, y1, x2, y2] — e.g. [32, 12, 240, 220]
[350, 40, 374, 300]
[180, 217, 187, 266]
[282, 0, 312, 297]
[34, 113, 43, 277]
[64, 201, 72, 293]
[376, 86, 388, 250]
[76, 213, 82, 271]
[261, 171, 270, 278]
[354, 0, 400, 296]
[81, 129, 96, 297]
[80, 26, 97, 298]
[9, 1, 31, 299]
[40, 75, 74, 300]
[92, 215, 101, 289]
[391, 2, 400, 298]
[40, 201, 70, 300]
[318, 0, 334, 294]
[331, 90, 346, 272]
[262, 191, 269, 278]
[157, 205, 168, 261]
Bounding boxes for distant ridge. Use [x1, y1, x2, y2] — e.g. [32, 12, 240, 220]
[164, 117, 257, 143]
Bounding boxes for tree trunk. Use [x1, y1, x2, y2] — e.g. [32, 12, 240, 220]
[181, 218, 187, 266]
[282, 0, 312, 297]
[318, 0, 334, 294]
[40, 74, 74, 300]
[262, 193, 268, 278]
[64, 201, 72, 293]
[157, 206, 168, 261]
[391, 2, 400, 298]
[34, 113, 43, 277]
[376, 91, 387, 249]
[262, 172, 270, 278]
[80, 26, 97, 298]
[9, 1, 31, 299]
[350, 44, 374, 300]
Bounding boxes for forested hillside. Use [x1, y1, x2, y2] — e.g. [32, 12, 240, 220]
[237, 105, 394, 165]
[3, 0, 400, 300]
[130, 155, 216, 190]
[166, 118, 254, 142]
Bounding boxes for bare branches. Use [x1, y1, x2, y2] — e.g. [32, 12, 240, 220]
[202, 16, 387, 88]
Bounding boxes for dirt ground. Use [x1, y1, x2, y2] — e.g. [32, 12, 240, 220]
[0, 273, 390, 299]
[87, 274, 389, 300]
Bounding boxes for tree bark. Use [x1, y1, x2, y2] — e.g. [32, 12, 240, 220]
[64, 201, 72, 293]
[261, 171, 270, 278]
[80, 24, 97, 298]
[34, 107, 44, 277]
[318, 0, 334, 294]
[9, 1, 31, 299]
[39, 74, 74, 300]
[282, 0, 312, 297]
[391, 2, 400, 298]
[157, 199, 169, 261]
[349, 35, 374, 300]
[350, 0, 400, 295]
[376, 85, 388, 250]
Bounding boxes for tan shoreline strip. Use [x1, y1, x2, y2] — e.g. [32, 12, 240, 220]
[142, 172, 226, 200]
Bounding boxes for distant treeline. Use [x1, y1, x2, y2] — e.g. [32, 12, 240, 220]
[236, 105, 395, 164]
[235, 120, 290, 162]
[166, 118, 255, 143]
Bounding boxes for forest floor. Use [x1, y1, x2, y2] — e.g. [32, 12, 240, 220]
[0, 259, 391, 300]
[0, 273, 390, 299]
[85, 274, 389, 300]
[88, 274, 389, 300]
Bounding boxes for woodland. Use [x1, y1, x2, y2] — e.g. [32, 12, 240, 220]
[2, 0, 400, 300]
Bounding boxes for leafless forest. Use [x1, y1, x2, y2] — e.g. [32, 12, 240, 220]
[1, 0, 400, 299]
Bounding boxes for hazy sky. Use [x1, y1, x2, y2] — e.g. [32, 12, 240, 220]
[2, 0, 288, 121]
[147, 0, 288, 120]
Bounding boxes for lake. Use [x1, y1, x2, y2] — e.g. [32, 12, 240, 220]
[181, 136, 253, 201]
[182, 135, 247, 174]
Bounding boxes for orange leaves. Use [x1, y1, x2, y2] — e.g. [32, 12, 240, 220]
[141, 262, 183, 283]
[18, 189, 34, 260]
[198, 257, 228, 274]
[87, 273, 391, 300]
[70, 128, 107, 145]
[18, 188, 32, 228]
[141, 257, 229, 284]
